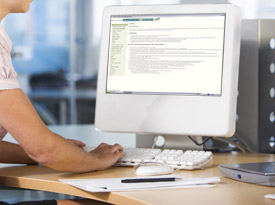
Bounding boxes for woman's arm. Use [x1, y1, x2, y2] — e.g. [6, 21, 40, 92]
[0, 89, 124, 173]
[0, 139, 86, 164]
[0, 141, 36, 164]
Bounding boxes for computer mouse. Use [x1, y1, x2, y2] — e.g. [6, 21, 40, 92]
[134, 162, 174, 176]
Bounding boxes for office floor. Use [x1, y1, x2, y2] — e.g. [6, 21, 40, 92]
[0, 187, 76, 203]
[0, 187, 113, 204]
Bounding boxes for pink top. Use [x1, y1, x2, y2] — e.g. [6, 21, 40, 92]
[0, 24, 20, 140]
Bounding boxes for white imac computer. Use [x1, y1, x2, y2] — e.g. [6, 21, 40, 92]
[95, 4, 242, 149]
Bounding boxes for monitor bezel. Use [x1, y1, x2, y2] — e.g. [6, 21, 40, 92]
[95, 4, 241, 137]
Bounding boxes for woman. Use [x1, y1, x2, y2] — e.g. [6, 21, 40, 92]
[0, 0, 125, 204]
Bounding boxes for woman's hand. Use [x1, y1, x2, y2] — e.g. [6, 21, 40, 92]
[90, 143, 125, 170]
[66, 140, 125, 171]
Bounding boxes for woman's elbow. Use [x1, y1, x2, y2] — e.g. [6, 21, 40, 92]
[27, 147, 56, 165]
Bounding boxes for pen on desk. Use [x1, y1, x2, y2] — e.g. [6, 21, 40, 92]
[121, 177, 177, 183]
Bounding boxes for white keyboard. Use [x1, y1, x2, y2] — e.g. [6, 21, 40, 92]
[84, 146, 213, 170]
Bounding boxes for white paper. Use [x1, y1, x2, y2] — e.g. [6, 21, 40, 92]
[265, 194, 275, 200]
[59, 174, 220, 193]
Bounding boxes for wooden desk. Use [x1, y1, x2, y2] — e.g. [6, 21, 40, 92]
[0, 152, 274, 205]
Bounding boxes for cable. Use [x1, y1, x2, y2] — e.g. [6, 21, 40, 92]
[152, 135, 165, 149]
[152, 136, 158, 149]
[232, 131, 255, 153]
[212, 137, 246, 152]
[212, 137, 256, 153]
[152, 134, 254, 153]
[187, 136, 212, 146]
[187, 134, 254, 153]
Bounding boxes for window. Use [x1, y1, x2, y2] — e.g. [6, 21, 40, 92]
[4, 0, 70, 75]
[3, 0, 275, 125]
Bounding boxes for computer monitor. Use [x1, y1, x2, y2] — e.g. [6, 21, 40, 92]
[95, 4, 242, 139]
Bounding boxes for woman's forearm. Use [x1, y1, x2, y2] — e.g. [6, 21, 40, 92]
[26, 131, 99, 172]
[0, 89, 124, 173]
[22, 131, 123, 173]
[0, 141, 36, 164]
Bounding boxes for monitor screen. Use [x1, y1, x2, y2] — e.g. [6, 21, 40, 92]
[107, 14, 225, 97]
[95, 4, 241, 137]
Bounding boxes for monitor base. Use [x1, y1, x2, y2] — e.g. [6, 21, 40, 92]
[136, 134, 204, 150]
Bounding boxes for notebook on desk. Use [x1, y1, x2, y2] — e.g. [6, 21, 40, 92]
[218, 162, 275, 186]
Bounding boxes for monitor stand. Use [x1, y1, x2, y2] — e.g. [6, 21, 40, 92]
[136, 134, 204, 150]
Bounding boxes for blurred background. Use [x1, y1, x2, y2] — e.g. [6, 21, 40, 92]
[2, 0, 275, 126]
[1, 0, 275, 203]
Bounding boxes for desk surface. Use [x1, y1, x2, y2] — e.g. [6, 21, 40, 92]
[1, 125, 275, 205]
[0, 153, 274, 205]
